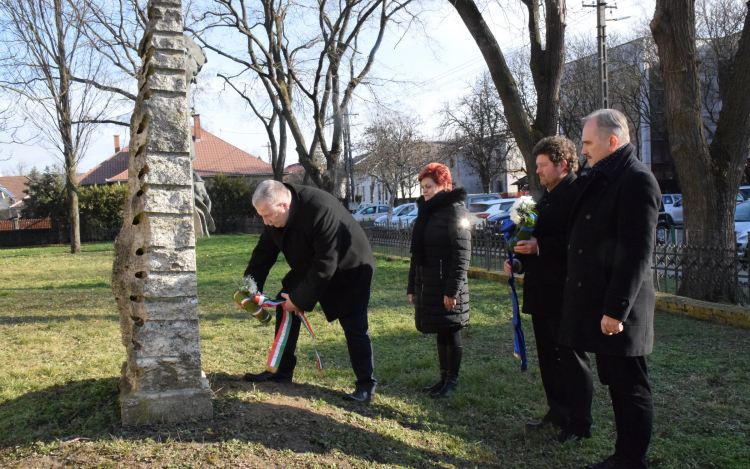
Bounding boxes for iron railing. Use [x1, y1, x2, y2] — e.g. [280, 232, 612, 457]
[361, 223, 750, 303]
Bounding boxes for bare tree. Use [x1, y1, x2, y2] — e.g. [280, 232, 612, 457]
[651, 0, 750, 303]
[191, 0, 419, 196]
[448, 0, 566, 199]
[439, 71, 518, 193]
[559, 33, 655, 163]
[0, 0, 119, 253]
[358, 111, 429, 217]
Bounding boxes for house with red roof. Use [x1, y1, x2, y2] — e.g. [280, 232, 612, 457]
[78, 115, 275, 186]
[0, 175, 32, 220]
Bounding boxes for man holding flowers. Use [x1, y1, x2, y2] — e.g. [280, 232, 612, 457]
[504, 136, 594, 443]
[241, 180, 378, 404]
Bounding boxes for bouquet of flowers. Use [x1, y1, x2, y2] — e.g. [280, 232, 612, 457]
[231, 275, 273, 324]
[506, 196, 538, 251]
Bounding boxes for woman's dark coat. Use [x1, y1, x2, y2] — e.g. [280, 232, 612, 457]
[559, 144, 661, 356]
[245, 184, 376, 322]
[407, 188, 471, 333]
[515, 172, 580, 317]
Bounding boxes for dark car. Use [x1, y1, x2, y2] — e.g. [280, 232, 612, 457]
[485, 212, 511, 237]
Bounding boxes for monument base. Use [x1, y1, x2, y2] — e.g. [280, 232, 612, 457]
[120, 376, 213, 425]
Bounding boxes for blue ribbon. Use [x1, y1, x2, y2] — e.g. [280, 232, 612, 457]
[500, 218, 528, 372]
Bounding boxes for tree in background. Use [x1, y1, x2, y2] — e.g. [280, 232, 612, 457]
[449, 0, 566, 199]
[23, 167, 127, 237]
[358, 112, 429, 217]
[191, 0, 421, 196]
[0, 0, 119, 253]
[206, 174, 257, 232]
[651, 0, 750, 303]
[439, 71, 519, 194]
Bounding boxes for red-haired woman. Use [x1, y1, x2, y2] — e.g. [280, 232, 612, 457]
[407, 162, 471, 398]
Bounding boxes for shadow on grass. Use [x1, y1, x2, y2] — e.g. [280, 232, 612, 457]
[0, 377, 492, 468]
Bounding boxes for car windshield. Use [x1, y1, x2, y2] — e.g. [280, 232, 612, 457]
[735, 203, 750, 221]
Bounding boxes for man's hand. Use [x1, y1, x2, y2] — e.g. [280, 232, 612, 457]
[280, 293, 300, 314]
[504, 260, 512, 276]
[601, 315, 624, 335]
[408, 293, 414, 305]
[444, 296, 457, 309]
[513, 237, 538, 255]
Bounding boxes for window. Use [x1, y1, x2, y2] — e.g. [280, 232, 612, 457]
[364, 207, 375, 214]
[378, 206, 389, 213]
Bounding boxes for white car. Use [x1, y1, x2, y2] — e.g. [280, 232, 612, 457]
[352, 204, 390, 221]
[734, 201, 750, 249]
[398, 207, 419, 227]
[469, 199, 517, 227]
[373, 203, 417, 226]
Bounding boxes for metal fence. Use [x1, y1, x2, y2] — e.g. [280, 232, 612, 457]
[652, 242, 749, 299]
[361, 223, 750, 303]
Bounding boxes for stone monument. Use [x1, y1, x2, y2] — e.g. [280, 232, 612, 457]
[111, 0, 213, 425]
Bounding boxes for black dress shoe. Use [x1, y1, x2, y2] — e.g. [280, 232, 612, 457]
[556, 428, 591, 443]
[242, 371, 292, 383]
[342, 389, 374, 404]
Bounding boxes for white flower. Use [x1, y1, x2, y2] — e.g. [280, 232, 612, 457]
[234, 275, 259, 297]
[509, 196, 536, 225]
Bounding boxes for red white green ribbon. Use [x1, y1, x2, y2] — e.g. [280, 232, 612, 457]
[266, 308, 323, 373]
[233, 291, 323, 373]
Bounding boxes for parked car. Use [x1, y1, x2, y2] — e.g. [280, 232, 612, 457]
[486, 212, 511, 237]
[739, 186, 750, 200]
[395, 207, 420, 228]
[734, 201, 750, 250]
[352, 204, 390, 221]
[464, 193, 502, 209]
[373, 203, 417, 226]
[469, 199, 517, 227]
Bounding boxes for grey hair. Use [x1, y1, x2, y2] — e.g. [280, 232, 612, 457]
[583, 108, 631, 145]
[252, 179, 289, 207]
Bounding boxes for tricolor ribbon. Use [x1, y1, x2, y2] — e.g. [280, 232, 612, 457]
[266, 307, 323, 373]
[500, 218, 528, 372]
[233, 291, 324, 374]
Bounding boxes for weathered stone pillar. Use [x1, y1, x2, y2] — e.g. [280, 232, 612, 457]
[111, 0, 212, 425]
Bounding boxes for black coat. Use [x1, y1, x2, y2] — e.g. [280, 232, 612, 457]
[515, 172, 580, 317]
[244, 184, 376, 322]
[559, 144, 661, 356]
[407, 188, 471, 333]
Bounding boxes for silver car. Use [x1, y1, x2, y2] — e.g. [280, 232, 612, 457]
[352, 204, 390, 221]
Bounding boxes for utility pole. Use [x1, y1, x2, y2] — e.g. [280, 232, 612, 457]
[343, 106, 358, 208]
[262, 143, 272, 164]
[584, 1, 617, 108]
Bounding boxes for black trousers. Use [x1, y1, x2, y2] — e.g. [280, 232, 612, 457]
[531, 312, 593, 433]
[596, 354, 653, 468]
[274, 293, 377, 392]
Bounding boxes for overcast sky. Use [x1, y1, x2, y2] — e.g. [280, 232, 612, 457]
[0, 0, 654, 176]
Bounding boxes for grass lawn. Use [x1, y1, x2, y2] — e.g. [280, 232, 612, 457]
[0, 234, 748, 468]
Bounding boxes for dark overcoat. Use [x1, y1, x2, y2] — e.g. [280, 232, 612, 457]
[559, 144, 661, 356]
[515, 172, 580, 317]
[244, 184, 376, 322]
[407, 188, 471, 334]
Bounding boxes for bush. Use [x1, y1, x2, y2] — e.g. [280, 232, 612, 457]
[206, 174, 258, 232]
[22, 167, 127, 234]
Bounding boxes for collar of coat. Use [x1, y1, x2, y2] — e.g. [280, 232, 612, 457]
[544, 172, 577, 203]
[283, 183, 303, 229]
[415, 187, 468, 215]
[590, 143, 635, 180]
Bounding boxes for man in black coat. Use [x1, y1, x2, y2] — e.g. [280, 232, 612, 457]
[561, 109, 661, 469]
[242, 180, 377, 404]
[504, 136, 594, 442]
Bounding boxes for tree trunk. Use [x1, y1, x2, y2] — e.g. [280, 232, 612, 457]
[55, 0, 80, 254]
[449, 0, 564, 201]
[651, 0, 750, 303]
